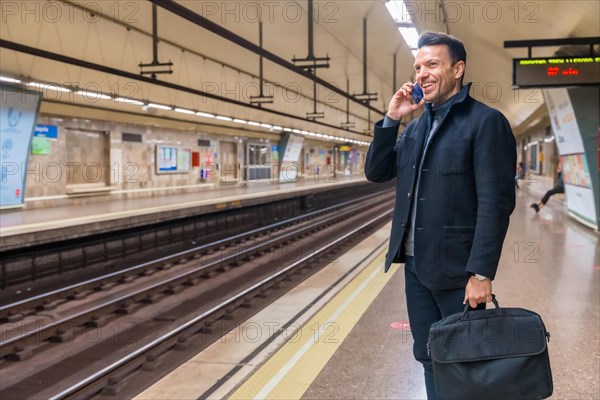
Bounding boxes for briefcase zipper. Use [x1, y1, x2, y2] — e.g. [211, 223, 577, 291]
[546, 331, 550, 342]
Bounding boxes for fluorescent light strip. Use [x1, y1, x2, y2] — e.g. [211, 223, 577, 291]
[197, 112, 215, 118]
[385, 1, 419, 58]
[385, 0, 412, 23]
[0, 76, 21, 83]
[76, 90, 111, 100]
[115, 97, 144, 105]
[148, 103, 171, 110]
[399, 27, 419, 51]
[174, 108, 195, 114]
[27, 82, 71, 92]
[18, 78, 372, 147]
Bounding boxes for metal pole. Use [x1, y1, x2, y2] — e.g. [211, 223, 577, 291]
[259, 21, 264, 97]
[363, 18, 367, 94]
[152, 4, 158, 64]
[393, 51, 397, 91]
[346, 79, 350, 124]
[308, 0, 314, 59]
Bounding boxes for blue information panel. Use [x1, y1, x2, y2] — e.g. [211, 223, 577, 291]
[34, 124, 58, 139]
[1, 85, 42, 208]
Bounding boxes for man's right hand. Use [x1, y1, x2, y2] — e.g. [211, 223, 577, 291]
[387, 81, 425, 121]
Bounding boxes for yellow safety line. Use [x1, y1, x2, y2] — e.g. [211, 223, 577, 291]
[228, 250, 395, 400]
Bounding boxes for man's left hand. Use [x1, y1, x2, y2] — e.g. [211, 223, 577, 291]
[464, 277, 492, 308]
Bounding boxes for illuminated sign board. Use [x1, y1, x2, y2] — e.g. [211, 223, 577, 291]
[1, 84, 42, 208]
[513, 57, 600, 88]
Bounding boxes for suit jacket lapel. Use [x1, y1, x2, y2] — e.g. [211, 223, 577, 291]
[414, 110, 432, 165]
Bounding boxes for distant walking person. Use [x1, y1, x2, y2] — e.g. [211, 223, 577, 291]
[530, 166, 565, 213]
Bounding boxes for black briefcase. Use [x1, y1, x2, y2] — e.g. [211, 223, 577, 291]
[427, 295, 553, 399]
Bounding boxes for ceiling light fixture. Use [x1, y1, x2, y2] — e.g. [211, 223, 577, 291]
[0, 76, 21, 84]
[148, 103, 171, 110]
[27, 81, 71, 92]
[17, 75, 372, 147]
[174, 108, 195, 114]
[115, 97, 144, 105]
[385, 0, 420, 58]
[76, 90, 111, 99]
[197, 112, 216, 118]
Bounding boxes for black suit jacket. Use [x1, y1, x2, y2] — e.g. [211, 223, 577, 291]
[365, 84, 516, 290]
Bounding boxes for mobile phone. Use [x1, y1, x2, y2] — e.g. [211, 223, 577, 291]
[411, 83, 424, 104]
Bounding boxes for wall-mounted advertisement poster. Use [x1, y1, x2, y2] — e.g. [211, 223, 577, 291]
[544, 88, 598, 229]
[177, 148, 191, 173]
[560, 154, 596, 227]
[156, 145, 178, 173]
[31, 136, 51, 155]
[279, 133, 303, 182]
[32, 125, 57, 154]
[156, 145, 192, 174]
[1, 85, 42, 208]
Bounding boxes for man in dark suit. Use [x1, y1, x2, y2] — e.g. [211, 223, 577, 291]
[364, 32, 516, 399]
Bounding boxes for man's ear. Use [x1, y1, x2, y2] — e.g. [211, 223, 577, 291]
[454, 61, 465, 80]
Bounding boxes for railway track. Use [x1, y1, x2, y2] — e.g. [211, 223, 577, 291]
[1, 181, 387, 297]
[0, 189, 394, 399]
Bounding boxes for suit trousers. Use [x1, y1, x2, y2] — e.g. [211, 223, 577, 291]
[404, 256, 484, 399]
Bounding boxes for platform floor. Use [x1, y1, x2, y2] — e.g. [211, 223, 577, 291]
[300, 188, 599, 400]
[135, 180, 599, 399]
[1, 176, 365, 232]
[0, 176, 369, 252]
[308, 184, 599, 399]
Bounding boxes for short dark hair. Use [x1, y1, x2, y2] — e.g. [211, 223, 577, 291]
[418, 31, 467, 65]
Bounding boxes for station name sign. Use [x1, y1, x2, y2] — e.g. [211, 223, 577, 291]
[512, 56, 600, 88]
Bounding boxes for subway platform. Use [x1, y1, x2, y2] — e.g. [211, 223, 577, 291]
[0, 175, 367, 250]
[133, 180, 599, 400]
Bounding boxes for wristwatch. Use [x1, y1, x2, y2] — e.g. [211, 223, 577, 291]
[472, 274, 489, 281]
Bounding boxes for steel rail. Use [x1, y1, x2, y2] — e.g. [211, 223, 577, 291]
[0, 189, 390, 317]
[0, 192, 393, 353]
[48, 207, 393, 399]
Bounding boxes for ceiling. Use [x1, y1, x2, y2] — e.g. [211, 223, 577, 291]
[1, 0, 598, 142]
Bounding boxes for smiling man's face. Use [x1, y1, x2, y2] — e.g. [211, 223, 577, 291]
[414, 45, 465, 105]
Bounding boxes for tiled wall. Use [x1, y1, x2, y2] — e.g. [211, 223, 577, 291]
[25, 114, 223, 207]
[65, 128, 110, 185]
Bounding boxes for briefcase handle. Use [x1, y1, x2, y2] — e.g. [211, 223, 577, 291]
[460, 294, 502, 320]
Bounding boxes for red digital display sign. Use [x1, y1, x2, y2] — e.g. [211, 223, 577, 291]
[512, 57, 600, 88]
